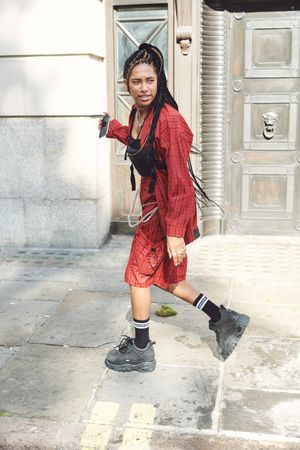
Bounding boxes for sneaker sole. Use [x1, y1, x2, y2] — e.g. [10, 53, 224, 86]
[219, 314, 250, 361]
[105, 359, 156, 373]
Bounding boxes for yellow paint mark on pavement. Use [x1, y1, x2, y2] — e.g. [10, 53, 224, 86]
[80, 424, 112, 450]
[80, 401, 119, 450]
[119, 403, 156, 450]
[128, 403, 156, 425]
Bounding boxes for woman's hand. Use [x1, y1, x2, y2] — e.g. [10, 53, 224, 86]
[167, 236, 186, 266]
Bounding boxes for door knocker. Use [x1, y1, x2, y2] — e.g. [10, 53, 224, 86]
[262, 112, 278, 140]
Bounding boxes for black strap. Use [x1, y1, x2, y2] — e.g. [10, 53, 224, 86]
[148, 167, 157, 194]
[130, 164, 136, 191]
[147, 160, 166, 193]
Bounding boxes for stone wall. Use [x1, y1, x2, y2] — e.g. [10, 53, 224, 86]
[0, 0, 111, 248]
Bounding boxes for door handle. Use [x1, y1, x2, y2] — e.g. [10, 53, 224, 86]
[262, 112, 278, 140]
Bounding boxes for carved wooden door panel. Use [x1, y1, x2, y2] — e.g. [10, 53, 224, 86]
[111, 5, 169, 233]
[226, 10, 300, 234]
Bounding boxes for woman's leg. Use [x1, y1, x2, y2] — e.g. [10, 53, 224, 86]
[166, 280, 221, 322]
[130, 286, 152, 349]
[130, 286, 152, 319]
[167, 280, 200, 305]
[104, 285, 156, 372]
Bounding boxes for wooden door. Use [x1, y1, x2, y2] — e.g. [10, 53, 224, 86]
[110, 3, 170, 233]
[226, 8, 300, 234]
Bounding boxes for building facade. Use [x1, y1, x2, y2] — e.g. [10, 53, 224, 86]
[0, 0, 111, 248]
[1, 0, 299, 248]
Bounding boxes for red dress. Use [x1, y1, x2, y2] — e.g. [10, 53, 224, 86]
[107, 103, 197, 289]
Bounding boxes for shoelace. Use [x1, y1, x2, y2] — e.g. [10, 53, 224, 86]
[116, 336, 133, 354]
[115, 335, 156, 354]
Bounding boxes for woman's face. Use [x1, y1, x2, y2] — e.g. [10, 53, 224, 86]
[127, 63, 158, 108]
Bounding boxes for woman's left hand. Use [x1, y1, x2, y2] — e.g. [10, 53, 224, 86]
[167, 236, 186, 266]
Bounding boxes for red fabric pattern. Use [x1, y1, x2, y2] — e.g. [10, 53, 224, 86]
[124, 177, 187, 289]
[106, 103, 197, 288]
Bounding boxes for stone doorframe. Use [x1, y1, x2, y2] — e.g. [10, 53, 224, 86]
[198, 0, 227, 236]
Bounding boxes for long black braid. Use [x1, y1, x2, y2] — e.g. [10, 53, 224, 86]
[124, 43, 220, 211]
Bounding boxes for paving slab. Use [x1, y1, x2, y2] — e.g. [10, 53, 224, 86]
[0, 417, 87, 450]
[29, 290, 131, 347]
[0, 235, 299, 449]
[74, 240, 131, 270]
[231, 279, 300, 306]
[10, 268, 129, 294]
[1, 417, 298, 450]
[106, 428, 300, 450]
[0, 299, 57, 345]
[0, 343, 106, 421]
[0, 248, 114, 270]
[85, 366, 219, 430]
[223, 337, 300, 391]
[148, 303, 220, 368]
[0, 279, 72, 302]
[0, 254, 127, 272]
[76, 255, 129, 271]
[221, 388, 300, 438]
[73, 269, 129, 294]
[13, 267, 84, 282]
[0, 417, 59, 450]
[0, 346, 19, 368]
[230, 301, 300, 339]
[187, 236, 300, 281]
[0, 265, 18, 280]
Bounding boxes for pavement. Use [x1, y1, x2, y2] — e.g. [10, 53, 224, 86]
[0, 234, 300, 450]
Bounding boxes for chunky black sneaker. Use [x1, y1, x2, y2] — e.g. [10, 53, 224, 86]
[105, 336, 156, 373]
[209, 305, 250, 361]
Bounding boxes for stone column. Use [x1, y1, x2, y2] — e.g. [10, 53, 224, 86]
[199, 1, 226, 235]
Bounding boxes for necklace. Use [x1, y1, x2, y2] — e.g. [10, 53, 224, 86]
[135, 105, 151, 131]
[136, 110, 144, 129]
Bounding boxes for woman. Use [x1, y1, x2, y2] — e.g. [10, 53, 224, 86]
[99, 43, 249, 372]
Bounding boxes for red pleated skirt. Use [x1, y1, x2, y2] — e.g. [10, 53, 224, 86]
[125, 178, 187, 289]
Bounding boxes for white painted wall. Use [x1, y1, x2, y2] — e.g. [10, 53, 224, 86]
[0, 0, 111, 248]
[0, 0, 105, 56]
[0, 56, 105, 116]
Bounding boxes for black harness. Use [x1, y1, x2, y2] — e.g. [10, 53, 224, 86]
[125, 135, 166, 193]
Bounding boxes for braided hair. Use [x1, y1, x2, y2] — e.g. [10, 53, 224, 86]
[124, 43, 177, 150]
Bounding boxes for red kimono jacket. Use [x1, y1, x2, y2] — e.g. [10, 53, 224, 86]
[107, 103, 197, 245]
